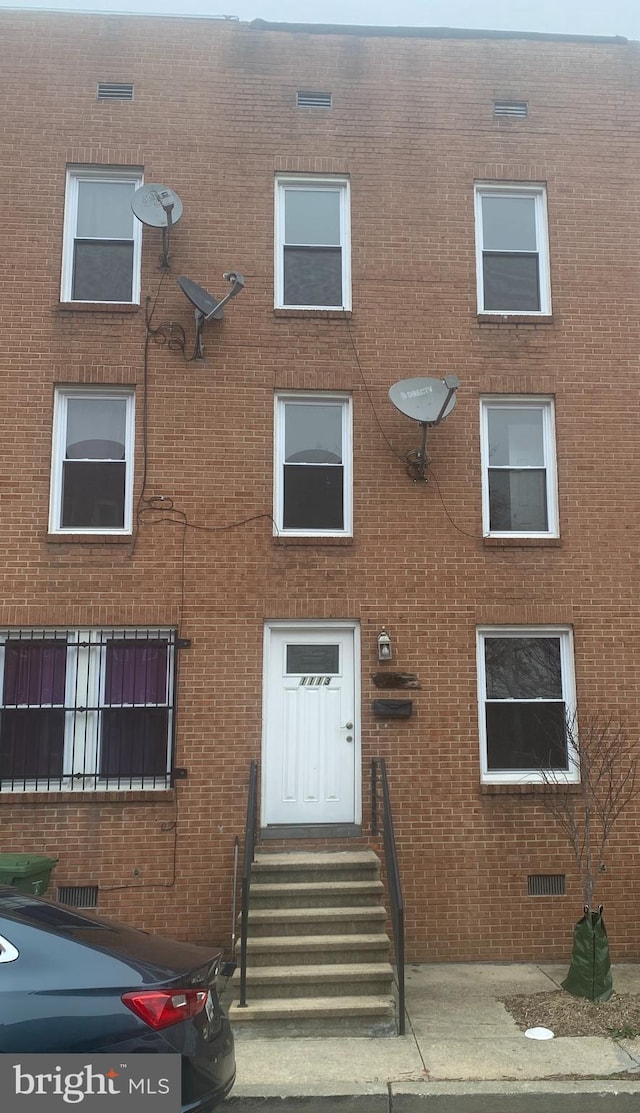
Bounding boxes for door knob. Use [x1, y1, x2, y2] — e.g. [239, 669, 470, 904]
[344, 721, 353, 729]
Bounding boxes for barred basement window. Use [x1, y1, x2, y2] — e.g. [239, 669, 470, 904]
[57, 885, 99, 908]
[0, 628, 176, 792]
[528, 874, 566, 896]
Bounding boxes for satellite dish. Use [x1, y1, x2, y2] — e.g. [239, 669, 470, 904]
[389, 376, 459, 425]
[131, 184, 183, 269]
[389, 374, 461, 482]
[178, 272, 246, 359]
[178, 277, 223, 320]
[131, 184, 183, 228]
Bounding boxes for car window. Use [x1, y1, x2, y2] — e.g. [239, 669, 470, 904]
[0, 894, 107, 930]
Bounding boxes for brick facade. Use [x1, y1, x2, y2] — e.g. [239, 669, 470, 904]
[1, 11, 639, 961]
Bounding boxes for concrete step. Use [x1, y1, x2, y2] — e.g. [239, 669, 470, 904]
[250, 879, 384, 909]
[227, 994, 397, 1038]
[231, 962, 395, 999]
[247, 905, 387, 937]
[242, 932, 391, 967]
[251, 850, 381, 885]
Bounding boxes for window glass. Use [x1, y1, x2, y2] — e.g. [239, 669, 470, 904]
[283, 248, 342, 307]
[66, 398, 127, 460]
[482, 255, 540, 312]
[286, 644, 340, 674]
[488, 408, 544, 467]
[482, 195, 537, 251]
[486, 702, 568, 770]
[284, 404, 342, 463]
[105, 641, 168, 705]
[488, 470, 547, 532]
[284, 189, 341, 245]
[72, 242, 134, 303]
[76, 180, 136, 239]
[485, 637, 562, 700]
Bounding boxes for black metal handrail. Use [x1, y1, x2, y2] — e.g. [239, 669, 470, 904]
[238, 759, 259, 1008]
[371, 757, 405, 1035]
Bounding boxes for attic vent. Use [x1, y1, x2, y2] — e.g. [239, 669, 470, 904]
[97, 82, 134, 101]
[297, 91, 332, 109]
[494, 101, 528, 118]
[57, 885, 99, 908]
[527, 874, 566, 897]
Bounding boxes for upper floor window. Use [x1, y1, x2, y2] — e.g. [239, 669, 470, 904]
[474, 184, 550, 314]
[275, 176, 351, 310]
[49, 388, 135, 534]
[274, 393, 352, 536]
[477, 627, 578, 784]
[61, 167, 143, 303]
[0, 628, 175, 792]
[480, 398, 558, 537]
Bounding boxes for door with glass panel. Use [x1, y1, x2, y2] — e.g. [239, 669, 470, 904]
[262, 624, 359, 826]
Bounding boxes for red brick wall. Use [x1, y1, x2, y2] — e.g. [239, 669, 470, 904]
[1, 12, 639, 960]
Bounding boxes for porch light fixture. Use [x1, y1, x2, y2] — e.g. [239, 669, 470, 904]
[377, 629, 392, 662]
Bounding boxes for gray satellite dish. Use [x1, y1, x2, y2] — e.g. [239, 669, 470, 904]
[389, 375, 459, 425]
[178, 272, 246, 359]
[131, 184, 183, 269]
[131, 184, 183, 228]
[178, 277, 223, 320]
[389, 374, 461, 481]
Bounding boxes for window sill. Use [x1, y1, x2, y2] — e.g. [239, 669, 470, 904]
[0, 789, 175, 804]
[481, 782, 581, 796]
[274, 535, 354, 547]
[483, 536, 562, 549]
[56, 302, 140, 314]
[274, 308, 352, 320]
[477, 314, 554, 325]
[46, 533, 132, 545]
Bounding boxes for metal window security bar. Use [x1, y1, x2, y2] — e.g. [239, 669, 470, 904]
[0, 628, 176, 792]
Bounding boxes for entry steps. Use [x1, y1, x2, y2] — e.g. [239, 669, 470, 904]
[228, 849, 397, 1036]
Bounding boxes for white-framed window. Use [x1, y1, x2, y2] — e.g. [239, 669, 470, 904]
[474, 183, 551, 314]
[274, 393, 352, 536]
[61, 167, 143, 303]
[0, 628, 176, 792]
[49, 387, 135, 534]
[477, 627, 578, 784]
[275, 176, 351, 309]
[480, 397, 558, 537]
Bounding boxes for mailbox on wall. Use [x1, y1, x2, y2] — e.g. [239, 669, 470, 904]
[372, 699, 413, 719]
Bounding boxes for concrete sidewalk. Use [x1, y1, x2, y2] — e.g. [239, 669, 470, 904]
[225, 962, 640, 1109]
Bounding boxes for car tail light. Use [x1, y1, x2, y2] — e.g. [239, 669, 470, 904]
[122, 988, 208, 1030]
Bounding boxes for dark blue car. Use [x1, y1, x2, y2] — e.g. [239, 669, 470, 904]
[0, 887, 235, 1111]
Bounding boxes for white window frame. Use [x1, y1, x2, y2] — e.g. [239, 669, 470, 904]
[275, 175, 351, 310]
[477, 626, 578, 785]
[49, 387, 135, 535]
[480, 396, 559, 538]
[0, 628, 175, 794]
[474, 183, 551, 315]
[274, 392, 353, 537]
[61, 166, 143, 304]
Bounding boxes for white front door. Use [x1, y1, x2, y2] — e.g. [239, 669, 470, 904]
[262, 623, 359, 827]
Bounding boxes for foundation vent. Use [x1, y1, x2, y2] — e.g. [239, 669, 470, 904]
[57, 885, 99, 908]
[97, 83, 134, 101]
[494, 100, 528, 118]
[297, 91, 332, 109]
[527, 874, 566, 897]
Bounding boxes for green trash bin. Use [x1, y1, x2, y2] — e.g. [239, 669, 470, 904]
[0, 854, 58, 896]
